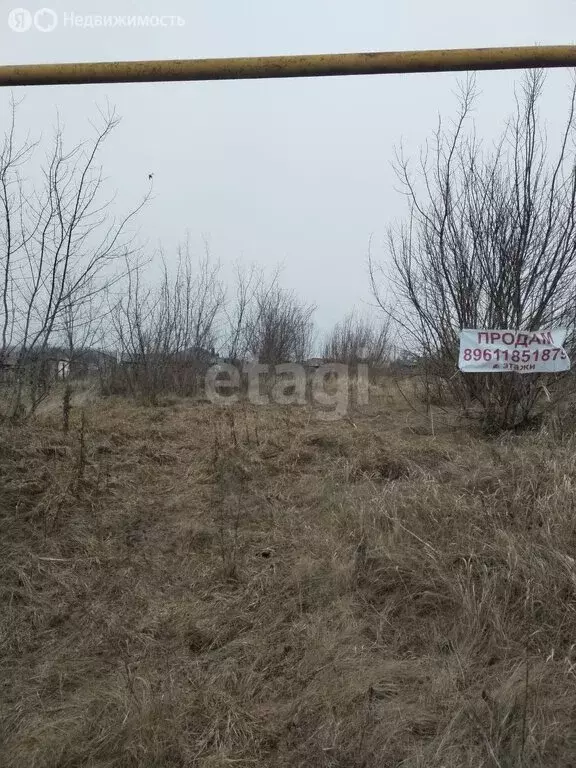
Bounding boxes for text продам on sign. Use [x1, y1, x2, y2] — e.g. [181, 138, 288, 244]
[458, 329, 571, 374]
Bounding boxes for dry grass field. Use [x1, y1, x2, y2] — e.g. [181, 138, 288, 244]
[2, 380, 576, 766]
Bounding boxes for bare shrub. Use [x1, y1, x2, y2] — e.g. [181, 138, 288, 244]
[323, 311, 390, 367]
[246, 286, 315, 365]
[371, 72, 576, 431]
[221, 262, 280, 363]
[108, 245, 223, 402]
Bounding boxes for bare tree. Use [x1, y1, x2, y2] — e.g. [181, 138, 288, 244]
[109, 244, 225, 401]
[0, 98, 148, 418]
[323, 311, 390, 367]
[370, 71, 576, 430]
[109, 261, 166, 402]
[221, 262, 283, 363]
[161, 241, 224, 357]
[55, 286, 111, 431]
[246, 285, 315, 364]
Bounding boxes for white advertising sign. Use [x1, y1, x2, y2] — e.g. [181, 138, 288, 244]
[459, 329, 571, 374]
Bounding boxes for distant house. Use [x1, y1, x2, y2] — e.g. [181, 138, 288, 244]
[33, 349, 71, 381]
[0, 351, 18, 384]
[116, 351, 140, 366]
[179, 346, 219, 365]
[69, 349, 116, 378]
[303, 357, 325, 370]
[393, 350, 421, 370]
[115, 346, 218, 368]
[56, 359, 70, 379]
[0, 347, 70, 384]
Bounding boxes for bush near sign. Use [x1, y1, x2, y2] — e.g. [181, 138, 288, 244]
[458, 329, 571, 374]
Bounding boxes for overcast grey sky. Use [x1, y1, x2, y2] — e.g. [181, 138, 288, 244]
[1, 0, 576, 334]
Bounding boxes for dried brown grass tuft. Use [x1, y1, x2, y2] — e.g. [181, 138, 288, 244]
[1, 391, 576, 766]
